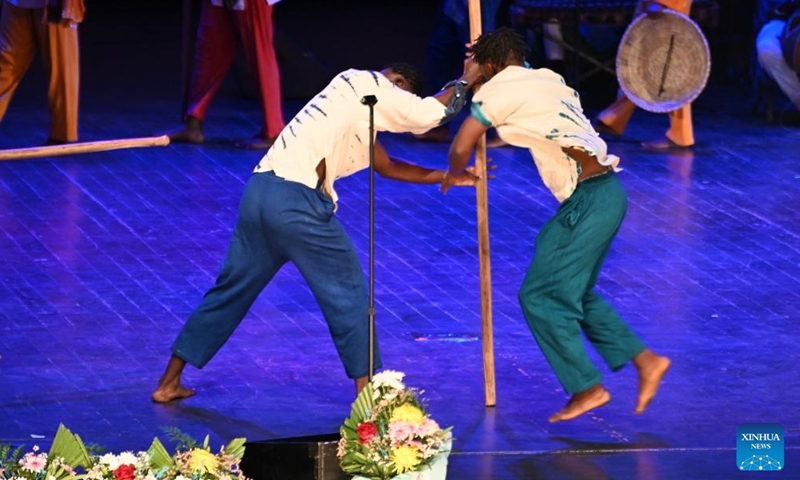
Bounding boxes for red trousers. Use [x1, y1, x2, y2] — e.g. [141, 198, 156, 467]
[0, 2, 80, 142]
[186, 0, 284, 138]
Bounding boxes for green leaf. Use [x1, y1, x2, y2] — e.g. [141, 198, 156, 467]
[162, 427, 197, 452]
[73, 434, 92, 469]
[350, 385, 375, 421]
[223, 438, 246, 460]
[48, 424, 91, 470]
[146, 438, 175, 470]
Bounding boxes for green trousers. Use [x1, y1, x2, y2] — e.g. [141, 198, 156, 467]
[519, 172, 646, 394]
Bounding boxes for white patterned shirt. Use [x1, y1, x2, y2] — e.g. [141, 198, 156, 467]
[472, 65, 619, 202]
[254, 69, 453, 205]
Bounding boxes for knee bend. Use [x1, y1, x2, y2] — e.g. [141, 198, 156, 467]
[518, 284, 549, 318]
[518, 282, 541, 306]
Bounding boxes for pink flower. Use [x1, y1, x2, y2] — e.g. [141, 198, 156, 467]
[388, 421, 414, 443]
[20, 452, 47, 472]
[414, 418, 440, 437]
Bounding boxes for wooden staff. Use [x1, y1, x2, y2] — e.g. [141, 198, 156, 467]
[468, 0, 496, 407]
[0, 135, 170, 161]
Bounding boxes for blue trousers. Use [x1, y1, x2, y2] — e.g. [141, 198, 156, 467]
[172, 172, 380, 379]
[519, 173, 645, 394]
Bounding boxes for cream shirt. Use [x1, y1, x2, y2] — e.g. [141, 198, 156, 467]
[472, 65, 619, 203]
[254, 69, 453, 205]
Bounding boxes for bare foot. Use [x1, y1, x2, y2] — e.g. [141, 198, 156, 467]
[641, 136, 692, 150]
[234, 135, 277, 150]
[633, 350, 671, 414]
[548, 384, 611, 423]
[151, 382, 196, 403]
[593, 119, 622, 138]
[167, 117, 204, 144]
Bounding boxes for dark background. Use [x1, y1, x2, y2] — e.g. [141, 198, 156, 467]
[6, 0, 771, 135]
[79, 0, 761, 97]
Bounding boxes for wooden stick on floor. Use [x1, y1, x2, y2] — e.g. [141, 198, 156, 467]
[0, 135, 171, 161]
[468, 0, 496, 408]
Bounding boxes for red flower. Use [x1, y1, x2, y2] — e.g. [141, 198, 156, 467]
[356, 422, 378, 444]
[113, 465, 136, 480]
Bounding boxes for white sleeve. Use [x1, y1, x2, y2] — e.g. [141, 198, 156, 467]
[373, 87, 450, 135]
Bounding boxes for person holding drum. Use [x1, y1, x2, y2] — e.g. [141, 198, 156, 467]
[594, 1, 696, 149]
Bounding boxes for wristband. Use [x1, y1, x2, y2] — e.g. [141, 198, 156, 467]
[437, 80, 469, 125]
[441, 79, 469, 91]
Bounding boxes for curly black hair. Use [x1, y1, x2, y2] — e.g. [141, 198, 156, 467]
[469, 27, 529, 69]
[383, 62, 424, 96]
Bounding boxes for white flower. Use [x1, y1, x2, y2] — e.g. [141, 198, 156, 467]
[136, 452, 151, 470]
[383, 390, 399, 402]
[86, 465, 104, 480]
[372, 370, 405, 391]
[117, 451, 139, 467]
[99, 453, 121, 470]
[175, 474, 193, 480]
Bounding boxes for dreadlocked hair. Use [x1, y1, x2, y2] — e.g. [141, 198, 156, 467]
[469, 27, 529, 68]
[383, 62, 424, 96]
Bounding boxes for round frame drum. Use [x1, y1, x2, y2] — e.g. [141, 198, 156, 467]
[616, 9, 711, 113]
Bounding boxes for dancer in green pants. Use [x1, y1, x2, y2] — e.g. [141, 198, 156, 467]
[441, 28, 671, 423]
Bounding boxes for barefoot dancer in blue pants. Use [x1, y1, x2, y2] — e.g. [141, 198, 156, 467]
[153, 63, 482, 403]
[441, 28, 671, 423]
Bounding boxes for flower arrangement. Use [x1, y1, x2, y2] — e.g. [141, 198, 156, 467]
[338, 371, 452, 480]
[1, 425, 91, 480]
[145, 428, 247, 480]
[0, 444, 68, 480]
[83, 451, 151, 480]
[0, 425, 248, 480]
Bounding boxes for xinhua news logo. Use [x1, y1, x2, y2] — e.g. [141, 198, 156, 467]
[737, 423, 784, 472]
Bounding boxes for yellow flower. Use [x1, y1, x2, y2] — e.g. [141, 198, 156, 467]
[390, 404, 425, 425]
[391, 446, 420, 474]
[187, 449, 219, 473]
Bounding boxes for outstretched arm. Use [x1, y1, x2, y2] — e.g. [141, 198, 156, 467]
[441, 115, 490, 194]
[376, 59, 483, 134]
[373, 140, 479, 186]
